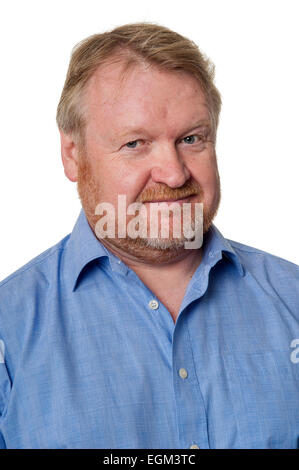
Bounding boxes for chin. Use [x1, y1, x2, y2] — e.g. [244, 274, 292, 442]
[136, 237, 187, 251]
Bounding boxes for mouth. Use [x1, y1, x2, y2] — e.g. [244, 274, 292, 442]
[144, 195, 196, 205]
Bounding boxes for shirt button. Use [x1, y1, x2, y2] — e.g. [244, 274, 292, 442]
[179, 368, 188, 379]
[190, 444, 200, 449]
[149, 299, 159, 310]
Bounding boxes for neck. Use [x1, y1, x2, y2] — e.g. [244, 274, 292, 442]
[99, 236, 202, 299]
[94, 235, 203, 323]
[97, 235, 202, 272]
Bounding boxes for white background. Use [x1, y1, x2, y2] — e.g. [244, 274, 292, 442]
[0, 0, 298, 281]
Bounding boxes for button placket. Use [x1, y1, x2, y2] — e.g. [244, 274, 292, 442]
[172, 319, 210, 449]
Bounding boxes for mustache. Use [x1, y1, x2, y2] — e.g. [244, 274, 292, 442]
[136, 180, 200, 203]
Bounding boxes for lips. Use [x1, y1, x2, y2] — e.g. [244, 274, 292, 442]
[144, 195, 195, 204]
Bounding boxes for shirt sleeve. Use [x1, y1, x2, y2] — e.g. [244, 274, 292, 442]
[0, 339, 11, 448]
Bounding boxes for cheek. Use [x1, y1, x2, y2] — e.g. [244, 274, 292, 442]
[99, 160, 151, 203]
[188, 157, 219, 202]
[120, 166, 151, 202]
[202, 173, 220, 208]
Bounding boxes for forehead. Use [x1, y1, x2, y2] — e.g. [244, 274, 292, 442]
[84, 59, 212, 136]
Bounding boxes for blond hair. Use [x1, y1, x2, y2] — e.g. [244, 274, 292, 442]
[56, 22, 222, 143]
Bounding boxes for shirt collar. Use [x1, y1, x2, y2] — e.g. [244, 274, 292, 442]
[201, 224, 245, 277]
[65, 209, 244, 292]
[64, 209, 128, 292]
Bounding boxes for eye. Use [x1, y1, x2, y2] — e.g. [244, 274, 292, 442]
[125, 140, 141, 149]
[181, 134, 204, 145]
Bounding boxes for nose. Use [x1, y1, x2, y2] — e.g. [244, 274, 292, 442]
[150, 144, 191, 188]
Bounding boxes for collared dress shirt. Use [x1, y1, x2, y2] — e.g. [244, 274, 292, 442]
[0, 208, 299, 449]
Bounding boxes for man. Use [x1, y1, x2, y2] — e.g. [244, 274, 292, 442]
[0, 23, 299, 449]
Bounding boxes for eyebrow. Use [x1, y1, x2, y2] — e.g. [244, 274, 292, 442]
[179, 120, 212, 136]
[118, 120, 211, 140]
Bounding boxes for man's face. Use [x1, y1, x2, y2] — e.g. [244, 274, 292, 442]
[75, 59, 221, 262]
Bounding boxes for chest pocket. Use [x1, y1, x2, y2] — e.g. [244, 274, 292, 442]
[223, 350, 299, 448]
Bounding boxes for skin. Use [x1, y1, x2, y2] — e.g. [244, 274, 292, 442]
[60, 58, 221, 322]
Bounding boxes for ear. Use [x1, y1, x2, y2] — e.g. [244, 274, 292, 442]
[59, 130, 80, 182]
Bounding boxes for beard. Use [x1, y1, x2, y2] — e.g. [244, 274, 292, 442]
[77, 151, 221, 262]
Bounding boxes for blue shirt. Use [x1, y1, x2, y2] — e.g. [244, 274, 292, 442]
[0, 208, 299, 449]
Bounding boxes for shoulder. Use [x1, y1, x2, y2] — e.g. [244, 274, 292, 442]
[229, 238, 299, 274]
[228, 238, 299, 296]
[0, 234, 70, 344]
[0, 234, 70, 293]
